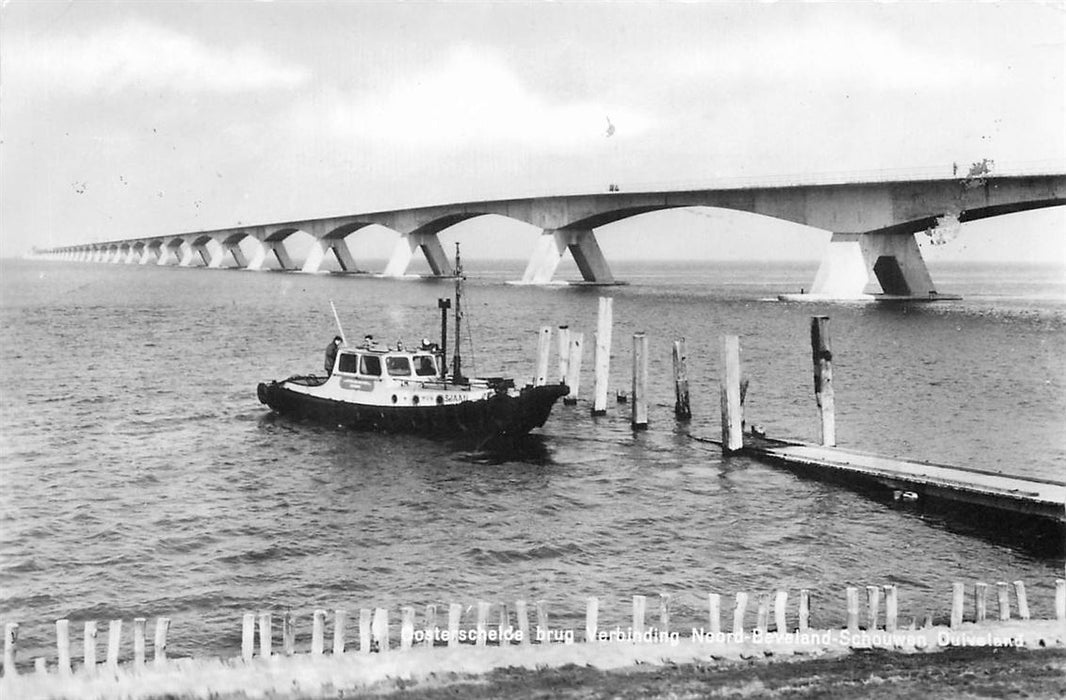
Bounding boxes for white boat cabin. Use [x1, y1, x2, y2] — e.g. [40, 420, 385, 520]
[304, 342, 504, 407]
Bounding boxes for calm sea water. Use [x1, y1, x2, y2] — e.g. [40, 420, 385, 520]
[1, 258, 1063, 664]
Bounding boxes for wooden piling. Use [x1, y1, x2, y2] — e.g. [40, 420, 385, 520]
[755, 592, 769, 633]
[659, 593, 671, 635]
[951, 583, 965, 629]
[774, 590, 788, 633]
[1056, 579, 1065, 621]
[535, 600, 549, 645]
[422, 605, 436, 650]
[154, 617, 169, 666]
[996, 582, 1011, 620]
[359, 608, 372, 653]
[375, 609, 392, 652]
[1013, 581, 1030, 620]
[798, 589, 810, 632]
[810, 316, 836, 447]
[672, 338, 691, 421]
[866, 585, 881, 630]
[34, 657, 46, 675]
[83, 620, 97, 672]
[282, 611, 295, 656]
[241, 614, 255, 662]
[884, 585, 898, 633]
[592, 297, 613, 416]
[476, 601, 490, 647]
[708, 593, 721, 635]
[133, 617, 146, 669]
[974, 582, 988, 622]
[3, 622, 17, 677]
[720, 335, 743, 452]
[447, 604, 461, 649]
[258, 613, 271, 659]
[56, 619, 72, 674]
[631, 333, 649, 429]
[585, 597, 599, 643]
[498, 603, 509, 646]
[515, 600, 530, 646]
[534, 326, 552, 386]
[564, 333, 584, 405]
[846, 587, 859, 633]
[732, 592, 748, 635]
[312, 610, 326, 655]
[107, 620, 121, 672]
[400, 607, 415, 651]
[632, 595, 646, 638]
[333, 609, 347, 655]
[372, 608, 389, 653]
[557, 325, 571, 385]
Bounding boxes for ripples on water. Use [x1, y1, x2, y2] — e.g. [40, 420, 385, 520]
[0, 259, 1063, 662]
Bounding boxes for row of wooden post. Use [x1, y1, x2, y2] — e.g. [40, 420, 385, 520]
[7, 578, 1062, 675]
[533, 297, 687, 430]
[536, 300, 834, 446]
[2, 617, 168, 678]
[534, 298, 613, 415]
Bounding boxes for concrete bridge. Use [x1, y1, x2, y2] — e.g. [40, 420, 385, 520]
[36, 171, 1066, 299]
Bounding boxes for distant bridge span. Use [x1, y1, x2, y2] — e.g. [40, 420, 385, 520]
[39, 173, 1066, 299]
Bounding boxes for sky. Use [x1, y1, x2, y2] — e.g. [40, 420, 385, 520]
[1, 0, 1064, 264]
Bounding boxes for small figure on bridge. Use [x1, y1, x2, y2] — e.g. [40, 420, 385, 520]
[325, 335, 343, 375]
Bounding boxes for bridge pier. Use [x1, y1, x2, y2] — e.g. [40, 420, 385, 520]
[383, 232, 453, 278]
[158, 240, 182, 266]
[301, 238, 330, 273]
[178, 242, 196, 267]
[799, 231, 939, 300]
[264, 240, 295, 270]
[141, 243, 160, 265]
[189, 238, 225, 268]
[220, 235, 251, 269]
[520, 228, 615, 285]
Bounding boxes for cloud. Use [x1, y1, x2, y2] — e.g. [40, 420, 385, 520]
[665, 17, 1005, 93]
[8, 19, 308, 96]
[289, 44, 655, 150]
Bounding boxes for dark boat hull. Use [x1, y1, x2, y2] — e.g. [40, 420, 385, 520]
[257, 380, 569, 443]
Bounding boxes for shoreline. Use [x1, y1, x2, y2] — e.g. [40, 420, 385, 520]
[2, 619, 1062, 699]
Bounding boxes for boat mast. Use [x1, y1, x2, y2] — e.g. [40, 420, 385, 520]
[437, 297, 450, 380]
[452, 242, 464, 382]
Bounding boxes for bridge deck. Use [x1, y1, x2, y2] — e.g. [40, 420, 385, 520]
[738, 436, 1066, 523]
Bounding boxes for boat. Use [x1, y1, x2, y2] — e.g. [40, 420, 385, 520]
[257, 245, 570, 445]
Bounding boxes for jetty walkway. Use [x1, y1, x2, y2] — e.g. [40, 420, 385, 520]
[741, 436, 1066, 524]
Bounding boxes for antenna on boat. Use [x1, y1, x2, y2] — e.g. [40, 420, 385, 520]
[329, 300, 348, 345]
[452, 242, 465, 383]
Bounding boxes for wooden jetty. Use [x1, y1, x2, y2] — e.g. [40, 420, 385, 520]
[740, 434, 1066, 524]
[716, 318, 1066, 527]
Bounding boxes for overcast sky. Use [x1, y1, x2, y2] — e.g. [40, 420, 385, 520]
[1, 1, 1064, 263]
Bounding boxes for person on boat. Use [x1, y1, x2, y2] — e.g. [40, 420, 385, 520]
[362, 334, 375, 349]
[325, 335, 343, 375]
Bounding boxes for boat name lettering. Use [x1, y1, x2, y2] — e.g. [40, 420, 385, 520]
[339, 377, 375, 392]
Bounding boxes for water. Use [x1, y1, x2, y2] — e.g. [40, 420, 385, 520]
[1, 258, 1063, 663]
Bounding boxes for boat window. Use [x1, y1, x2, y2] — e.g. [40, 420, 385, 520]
[359, 354, 382, 377]
[337, 353, 359, 374]
[386, 356, 411, 376]
[414, 355, 437, 376]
